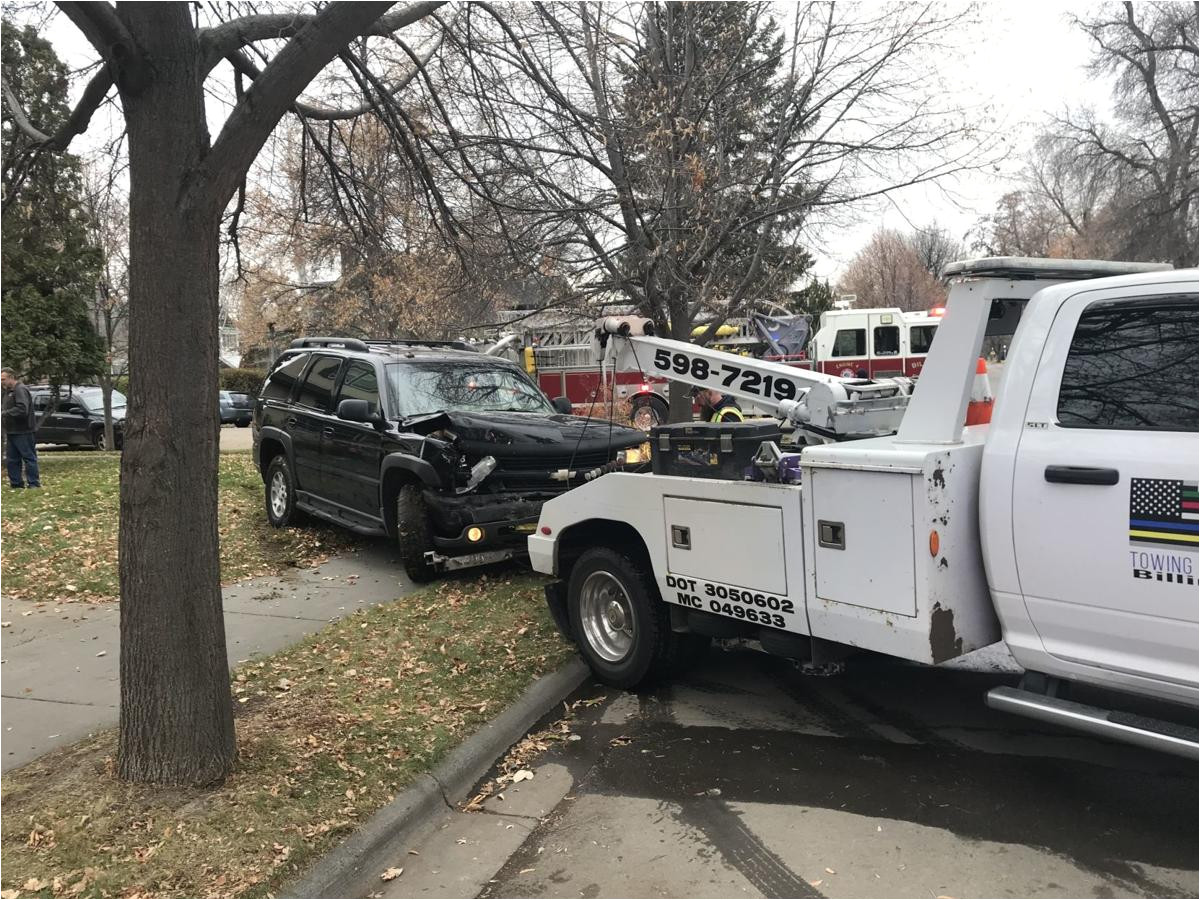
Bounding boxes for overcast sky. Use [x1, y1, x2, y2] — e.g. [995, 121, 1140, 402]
[34, 2, 1114, 284]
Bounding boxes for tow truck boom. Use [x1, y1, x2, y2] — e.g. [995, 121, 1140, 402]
[594, 316, 912, 440]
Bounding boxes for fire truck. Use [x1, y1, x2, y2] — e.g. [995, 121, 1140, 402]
[809, 307, 943, 378]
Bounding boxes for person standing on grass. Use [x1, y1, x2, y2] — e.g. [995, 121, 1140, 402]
[2, 367, 40, 489]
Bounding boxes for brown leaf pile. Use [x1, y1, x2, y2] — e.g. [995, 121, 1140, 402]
[0, 573, 573, 898]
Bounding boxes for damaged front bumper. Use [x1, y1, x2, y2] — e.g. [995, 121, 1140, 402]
[424, 489, 548, 553]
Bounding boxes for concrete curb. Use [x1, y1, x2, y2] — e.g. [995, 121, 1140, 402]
[285, 656, 590, 899]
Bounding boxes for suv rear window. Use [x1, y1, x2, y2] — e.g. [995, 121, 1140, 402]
[1057, 297, 1198, 432]
[296, 356, 342, 411]
[263, 353, 309, 402]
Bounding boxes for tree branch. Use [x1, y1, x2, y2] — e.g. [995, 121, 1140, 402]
[198, 1, 444, 213]
[198, 3, 443, 74]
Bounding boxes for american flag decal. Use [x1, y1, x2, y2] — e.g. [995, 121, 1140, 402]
[1129, 478, 1199, 548]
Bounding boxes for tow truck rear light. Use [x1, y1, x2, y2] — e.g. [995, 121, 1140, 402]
[540, 525, 552, 535]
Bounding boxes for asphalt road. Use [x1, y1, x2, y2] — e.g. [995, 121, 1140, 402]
[383, 645, 1198, 899]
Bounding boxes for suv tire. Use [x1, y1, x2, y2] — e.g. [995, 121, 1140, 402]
[629, 394, 667, 431]
[265, 455, 304, 527]
[567, 545, 702, 688]
[91, 427, 107, 451]
[396, 483, 436, 583]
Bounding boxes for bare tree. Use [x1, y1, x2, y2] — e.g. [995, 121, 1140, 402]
[909, 223, 963, 278]
[839, 227, 947, 312]
[414, 2, 992, 417]
[233, 115, 562, 348]
[2, 1, 446, 785]
[81, 165, 129, 451]
[1047, 2, 1197, 265]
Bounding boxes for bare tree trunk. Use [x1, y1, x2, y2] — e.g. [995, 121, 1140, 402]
[100, 370, 115, 452]
[117, 6, 234, 785]
[666, 296, 693, 423]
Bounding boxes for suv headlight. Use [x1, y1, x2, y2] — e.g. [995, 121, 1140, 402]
[619, 445, 650, 465]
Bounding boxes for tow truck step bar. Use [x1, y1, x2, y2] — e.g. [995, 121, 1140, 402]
[987, 686, 1199, 760]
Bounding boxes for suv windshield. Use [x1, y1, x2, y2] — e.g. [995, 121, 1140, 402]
[75, 387, 126, 411]
[386, 362, 553, 417]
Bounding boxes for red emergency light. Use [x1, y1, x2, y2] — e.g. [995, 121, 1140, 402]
[929, 306, 946, 317]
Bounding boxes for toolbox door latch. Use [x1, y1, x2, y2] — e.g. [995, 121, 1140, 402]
[818, 520, 845, 550]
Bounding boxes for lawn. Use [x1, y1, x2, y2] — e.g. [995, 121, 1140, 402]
[0, 572, 573, 898]
[0, 452, 353, 605]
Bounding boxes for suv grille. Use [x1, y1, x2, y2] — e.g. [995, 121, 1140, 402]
[498, 448, 615, 471]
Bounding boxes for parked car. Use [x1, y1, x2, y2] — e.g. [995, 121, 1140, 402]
[30, 386, 125, 450]
[252, 337, 647, 581]
[219, 390, 253, 427]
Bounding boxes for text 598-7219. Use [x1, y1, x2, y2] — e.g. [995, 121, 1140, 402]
[651, 349, 799, 402]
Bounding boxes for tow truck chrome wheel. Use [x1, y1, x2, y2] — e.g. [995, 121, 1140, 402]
[269, 470, 289, 519]
[579, 570, 635, 662]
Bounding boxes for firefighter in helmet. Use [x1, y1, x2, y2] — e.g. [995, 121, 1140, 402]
[691, 385, 745, 423]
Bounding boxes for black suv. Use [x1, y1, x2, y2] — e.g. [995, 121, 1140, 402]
[30, 386, 125, 450]
[253, 337, 645, 581]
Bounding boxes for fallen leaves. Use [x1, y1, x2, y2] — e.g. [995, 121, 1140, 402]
[380, 866, 404, 882]
[0, 454, 353, 606]
[0, 572, 573, 899]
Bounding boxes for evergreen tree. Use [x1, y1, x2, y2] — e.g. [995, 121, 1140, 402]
[1, 22, 104, 386]
[616, 3, 816, 341]
[787, 278, 837, 319]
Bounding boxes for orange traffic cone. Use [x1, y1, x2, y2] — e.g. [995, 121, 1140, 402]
[965, 357, 994, 425]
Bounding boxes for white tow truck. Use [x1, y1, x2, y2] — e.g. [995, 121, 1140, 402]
[529, 258, 1199, 758]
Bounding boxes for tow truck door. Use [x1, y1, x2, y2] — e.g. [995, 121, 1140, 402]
[1011, 283, 1199, 687]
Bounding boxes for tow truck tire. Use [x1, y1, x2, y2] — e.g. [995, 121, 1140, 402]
[568, 546, 696, 688]
[396, 483, 436, 583]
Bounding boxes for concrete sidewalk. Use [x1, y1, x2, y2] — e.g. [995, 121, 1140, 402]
[1, 539, 411, 772]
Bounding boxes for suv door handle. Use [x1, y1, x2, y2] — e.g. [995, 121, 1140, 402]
[1044, 465, 1119, 485]
[285, 416, 297, 428]
[322, 427, 335, 437]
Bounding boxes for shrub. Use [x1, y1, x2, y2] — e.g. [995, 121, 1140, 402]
[220, 367, 267, 395]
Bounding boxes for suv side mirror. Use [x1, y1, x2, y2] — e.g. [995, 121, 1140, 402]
[337, 398, 371, 422]
[552, 396, 573, 415]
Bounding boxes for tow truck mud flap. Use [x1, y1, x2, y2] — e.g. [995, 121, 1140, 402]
[544, 581, 573, 640]
[987, 685, 1199, 759]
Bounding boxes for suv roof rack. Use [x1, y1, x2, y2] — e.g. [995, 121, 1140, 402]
[362, 339, 478, 353]
[942, 257, 1172, 281]
[289, 337, 370, 351]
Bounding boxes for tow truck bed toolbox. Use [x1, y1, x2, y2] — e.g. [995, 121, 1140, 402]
[650, 420, 782, 480]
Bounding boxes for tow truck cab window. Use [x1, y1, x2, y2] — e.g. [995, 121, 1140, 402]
[262, 353, 309, 402]
[296, 355, 343, 412]
[337, 360, 381, 415]
[873, 325, 900, 356]
[832, 328, 866, 357]
[910, 324, 937, 354]
[1057, 296, 1198, 432]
